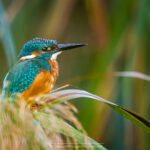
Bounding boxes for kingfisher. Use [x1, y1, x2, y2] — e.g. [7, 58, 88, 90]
[2, 38, 86, 104]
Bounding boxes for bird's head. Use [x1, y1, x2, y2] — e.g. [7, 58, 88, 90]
[18, 38, 87, 60]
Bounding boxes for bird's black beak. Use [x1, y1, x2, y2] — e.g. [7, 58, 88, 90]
[51, 43, 87, 54]
[58, 43, 87, 51]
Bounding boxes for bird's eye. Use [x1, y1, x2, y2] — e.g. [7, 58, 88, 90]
[42, 45, 57, 51]
[47, 47, 51, 51]
[42, 47, 47, 51]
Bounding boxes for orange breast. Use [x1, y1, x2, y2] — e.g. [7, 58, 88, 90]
[20, 60, 59, 104]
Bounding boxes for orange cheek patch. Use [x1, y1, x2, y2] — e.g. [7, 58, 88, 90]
[51, 45, 57, 49]
[32, 52, 41, 56]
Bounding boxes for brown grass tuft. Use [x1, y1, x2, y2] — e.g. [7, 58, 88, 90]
[0, 97, 92, 150]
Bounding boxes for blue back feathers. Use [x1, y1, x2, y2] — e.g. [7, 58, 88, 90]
[18, 38, 57, 58]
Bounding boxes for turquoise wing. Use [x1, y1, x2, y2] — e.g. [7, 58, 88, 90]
[2, 58, 51, 100]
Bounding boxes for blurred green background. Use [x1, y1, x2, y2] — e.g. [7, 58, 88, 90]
[1, 0, 150, 149]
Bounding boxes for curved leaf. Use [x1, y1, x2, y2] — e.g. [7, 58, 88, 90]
[115, 71, 150, 81]
[41, 89, 150, 133]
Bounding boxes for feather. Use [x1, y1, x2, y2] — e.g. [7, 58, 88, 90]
[2, 57, 51, 102]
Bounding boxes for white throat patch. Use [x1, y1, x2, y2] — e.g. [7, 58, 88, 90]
[20, 55, 36, 60]
[51, 52, 62, 60]
[20, 52, 62, 61]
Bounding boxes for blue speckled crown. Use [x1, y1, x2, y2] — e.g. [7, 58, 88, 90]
[18, 38, 57, 58]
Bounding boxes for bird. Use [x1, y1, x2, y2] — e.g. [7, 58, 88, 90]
[2, 38, 87, 105]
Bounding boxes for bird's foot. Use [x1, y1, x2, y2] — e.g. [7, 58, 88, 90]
[31, 104, 39, 112]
